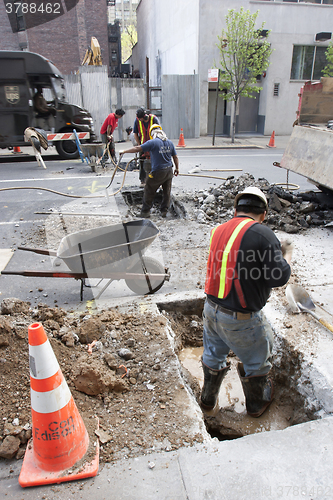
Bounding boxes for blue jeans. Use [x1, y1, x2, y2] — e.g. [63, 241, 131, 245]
[202, 299, 274, 377]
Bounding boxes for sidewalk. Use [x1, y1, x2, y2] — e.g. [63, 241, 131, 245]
[0, 134, 291, 159]
[1, 416, 333, 499]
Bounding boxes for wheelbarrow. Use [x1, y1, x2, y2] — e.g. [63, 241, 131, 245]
[80, 143, 107, 172]
[285, 284, 333, 334]
[1, 220, 170, 300]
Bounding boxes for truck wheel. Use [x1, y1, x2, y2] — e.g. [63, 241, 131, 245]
[125, 256, 166, 295]
[55, 139, 79, 160]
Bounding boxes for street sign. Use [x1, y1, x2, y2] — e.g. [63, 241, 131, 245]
[208, 69, 219, 82]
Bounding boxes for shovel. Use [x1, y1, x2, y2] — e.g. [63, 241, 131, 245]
[285, 284, 333, 334]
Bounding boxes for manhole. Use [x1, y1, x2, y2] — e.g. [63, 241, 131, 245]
[159, 298, 317, 441]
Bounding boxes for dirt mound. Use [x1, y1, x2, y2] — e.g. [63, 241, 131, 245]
[0, 299, 203, 463]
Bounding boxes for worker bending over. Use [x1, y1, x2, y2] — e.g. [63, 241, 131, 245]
[100, 108, 125, 162]
[119, 125, 179, 218]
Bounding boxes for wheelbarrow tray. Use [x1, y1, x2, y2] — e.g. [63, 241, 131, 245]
[56, 219, 159, 274]
[80, 143, 105, 157]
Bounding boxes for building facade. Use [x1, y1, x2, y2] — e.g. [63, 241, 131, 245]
[0, 0, 109, 75]
[132, 0, 333, 136]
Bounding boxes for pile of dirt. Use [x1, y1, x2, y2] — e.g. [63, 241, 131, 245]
[0, 298, 204, 463]
[191, 173, 333, 232]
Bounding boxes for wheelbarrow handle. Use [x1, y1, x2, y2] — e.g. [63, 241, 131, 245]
[17, 246, 57, 256]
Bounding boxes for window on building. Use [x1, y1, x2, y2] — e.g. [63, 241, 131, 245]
[290, 45, 328, 80]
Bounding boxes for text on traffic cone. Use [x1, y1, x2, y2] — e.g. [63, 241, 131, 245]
[19, 322, 99, 487]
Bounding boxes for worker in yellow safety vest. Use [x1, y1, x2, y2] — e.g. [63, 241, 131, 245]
[201, 187, 293, 418]
[133, 108, 160, 186]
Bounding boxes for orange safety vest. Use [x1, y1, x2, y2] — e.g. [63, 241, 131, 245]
[137, 115, 154, 144]
[205, 217, 257, 308]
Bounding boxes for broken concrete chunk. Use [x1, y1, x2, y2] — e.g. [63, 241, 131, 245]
[299, 202, 315, 214]
[0, 435, 21, 459]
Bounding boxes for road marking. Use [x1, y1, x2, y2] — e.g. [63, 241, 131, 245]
[0, 175, 105, 184]
[0, 219, 45, 226]
[0, 249, 14, 272]
[177, 153, 281, 158]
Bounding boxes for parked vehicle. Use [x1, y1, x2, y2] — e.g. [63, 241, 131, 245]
[280, 77, 333, 193]
[0, 50, 97, 159]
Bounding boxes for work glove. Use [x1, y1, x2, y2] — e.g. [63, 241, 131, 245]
[281, 239, 294, 257]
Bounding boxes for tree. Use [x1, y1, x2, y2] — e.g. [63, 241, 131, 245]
[322, 43, 333, 77]
[121, 24, 137, 63]
[217, 8, 272, 143]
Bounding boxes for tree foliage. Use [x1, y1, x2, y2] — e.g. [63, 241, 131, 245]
[121, 25, 137, 63]
[322, 43, 333, 77]
[217, 8, 272, 142]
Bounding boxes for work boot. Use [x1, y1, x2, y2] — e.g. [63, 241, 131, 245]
[139, 211, 150, 219]
[200, 360, 230, 411]
[237, 363, 274, 418]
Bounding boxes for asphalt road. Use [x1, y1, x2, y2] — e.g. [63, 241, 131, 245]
[0, 148, 315, 310]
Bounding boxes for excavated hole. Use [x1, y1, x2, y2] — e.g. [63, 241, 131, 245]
[158, 298, 317, 441]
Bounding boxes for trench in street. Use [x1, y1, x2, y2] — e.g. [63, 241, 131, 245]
[157, 298, 318, 441]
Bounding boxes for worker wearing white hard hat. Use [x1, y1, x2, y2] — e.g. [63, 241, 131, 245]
[200, 185, 293, 419]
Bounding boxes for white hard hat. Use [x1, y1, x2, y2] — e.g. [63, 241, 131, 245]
[234, 186, 268, 211]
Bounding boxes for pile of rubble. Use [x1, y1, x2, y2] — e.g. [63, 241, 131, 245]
[0, 298, 203, 463]
[190, 174, 333, 232]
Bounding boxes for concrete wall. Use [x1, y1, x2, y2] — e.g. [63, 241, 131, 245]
[63, 68, 145, 142]
[162, 75, 200, 140]
[133, 0, 333, 136]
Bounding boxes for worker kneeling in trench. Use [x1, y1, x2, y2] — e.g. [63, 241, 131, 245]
[201, 187, 293, 417]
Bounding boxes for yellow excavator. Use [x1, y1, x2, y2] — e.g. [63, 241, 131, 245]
[81, 37, 102, 66]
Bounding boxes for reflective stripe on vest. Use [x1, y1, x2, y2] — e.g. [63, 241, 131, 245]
[205, 217, 257, 304]
[138, 115, 154, 144]
[218, 218, 253, 298]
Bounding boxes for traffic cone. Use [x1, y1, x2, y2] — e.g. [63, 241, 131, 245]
[19, 322, 99, 487]
[13, 146, 22, 153]
[267, 131, 276, 148]
[177, 128, 186, 147]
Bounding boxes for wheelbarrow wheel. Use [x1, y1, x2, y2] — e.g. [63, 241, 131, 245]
[125, 256, 166, 295]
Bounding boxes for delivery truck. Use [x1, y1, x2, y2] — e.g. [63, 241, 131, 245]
[0, 50, 96, 159]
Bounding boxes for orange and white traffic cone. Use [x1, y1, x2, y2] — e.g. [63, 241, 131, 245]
[177, 128, 186, 147]
[267, 131, 276, 148]
[13, 146, 22, 153]
[19, 322, 99, 487]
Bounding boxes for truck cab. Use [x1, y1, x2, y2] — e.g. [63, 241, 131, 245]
[0, 51, 96, 159]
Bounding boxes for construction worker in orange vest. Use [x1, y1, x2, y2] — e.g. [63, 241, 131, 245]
[201, 187, 293, 418]
[133, 107, 160, 186]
